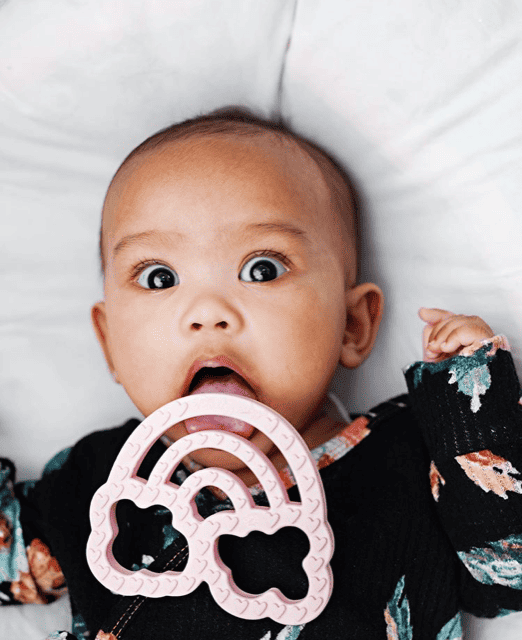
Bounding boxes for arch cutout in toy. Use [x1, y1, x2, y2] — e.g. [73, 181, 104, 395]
[86, 393, 334, 625]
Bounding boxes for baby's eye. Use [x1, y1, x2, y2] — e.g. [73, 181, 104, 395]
[240, 254, 288, 283]
[136, 264, 178, 290]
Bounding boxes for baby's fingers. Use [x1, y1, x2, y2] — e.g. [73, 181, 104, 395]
[420, 308, 457, 360]
[418, 307, 455, 326]
[434, 325, 492, 353]
[426, 316, 494, 360]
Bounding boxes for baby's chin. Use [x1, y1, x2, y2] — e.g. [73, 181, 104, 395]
[164, 421, 275, 474]
[182, 447, 251, 471]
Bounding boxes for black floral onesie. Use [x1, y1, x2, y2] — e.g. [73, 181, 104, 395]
[1, 338, 522, 639]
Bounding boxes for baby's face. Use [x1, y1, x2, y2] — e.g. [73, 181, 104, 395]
[94, 134, 357, 472]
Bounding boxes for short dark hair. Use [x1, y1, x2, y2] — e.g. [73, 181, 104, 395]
[99, 105, 359, 282]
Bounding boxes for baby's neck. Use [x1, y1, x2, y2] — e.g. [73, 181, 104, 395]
[171, 395, 350, 488]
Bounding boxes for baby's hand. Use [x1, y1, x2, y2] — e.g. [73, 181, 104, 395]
[419, 308, 495, 362]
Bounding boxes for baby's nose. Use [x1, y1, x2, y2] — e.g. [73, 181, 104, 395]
[190, 319, 229, 331]
[183, 293, 242, 333]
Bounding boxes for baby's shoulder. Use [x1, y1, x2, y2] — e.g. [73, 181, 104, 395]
[31, 418, 141, 496]
[73, 417, 141, 456]
[324, 395, 426, 481]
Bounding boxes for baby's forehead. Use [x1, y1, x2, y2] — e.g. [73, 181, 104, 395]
[102, 128, 357, 282]
[107, 133, 334, 222]
[122, 130, 328, 188]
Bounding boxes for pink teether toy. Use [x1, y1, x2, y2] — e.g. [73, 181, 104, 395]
[86, 393, 334, 624]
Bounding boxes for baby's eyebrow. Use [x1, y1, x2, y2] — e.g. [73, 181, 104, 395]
[112, 222, 312, 258]
[239, 222, 311, 245]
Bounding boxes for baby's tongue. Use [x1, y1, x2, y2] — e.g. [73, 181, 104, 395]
[184, 374, 256, 438]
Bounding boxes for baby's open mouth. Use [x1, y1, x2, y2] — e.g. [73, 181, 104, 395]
[184, 367, 257, 438]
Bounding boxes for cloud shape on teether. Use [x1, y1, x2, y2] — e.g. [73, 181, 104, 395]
[86, 393, 334, 625]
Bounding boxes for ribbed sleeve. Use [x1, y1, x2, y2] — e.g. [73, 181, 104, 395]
[404, 343, 522, 460]
[403, 340, 522, 613]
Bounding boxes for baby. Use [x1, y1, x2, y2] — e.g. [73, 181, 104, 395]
[1, 107, 522, 640]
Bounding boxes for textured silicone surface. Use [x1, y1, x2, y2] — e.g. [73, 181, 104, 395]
[86, 393, 334, 624]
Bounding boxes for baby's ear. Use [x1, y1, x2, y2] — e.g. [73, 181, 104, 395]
[91, 301, 118, 380]
[339, 283, 384, 369]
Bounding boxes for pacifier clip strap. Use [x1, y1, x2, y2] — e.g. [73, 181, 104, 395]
[97, 539, 189, 639]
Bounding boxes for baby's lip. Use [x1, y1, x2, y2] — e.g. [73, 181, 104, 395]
[188, 374, 257, 399]
[181, 355, 256, 398]
[184, 374, 257, 437]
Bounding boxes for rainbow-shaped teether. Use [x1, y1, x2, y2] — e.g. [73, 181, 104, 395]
[86, 393, 334, 624]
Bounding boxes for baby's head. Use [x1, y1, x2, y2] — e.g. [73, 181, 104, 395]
[92, 107, 383, 476]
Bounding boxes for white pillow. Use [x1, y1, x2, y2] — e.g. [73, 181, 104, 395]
[0, 4, 292, 635]
[282, 0, 522, 414]
[282, 2, 522, 637]
[0, 0, 295, 480]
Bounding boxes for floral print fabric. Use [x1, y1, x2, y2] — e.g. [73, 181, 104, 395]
[2, 337, 522, 638]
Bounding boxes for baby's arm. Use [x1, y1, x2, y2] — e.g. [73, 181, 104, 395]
[0, 455, 67, 605]
[405, 308, 522, 616]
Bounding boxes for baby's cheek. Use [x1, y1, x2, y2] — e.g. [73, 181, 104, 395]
[110, 317, 168, 387]
[114, 310, 165, 359]
[294, 291, 343, 347]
